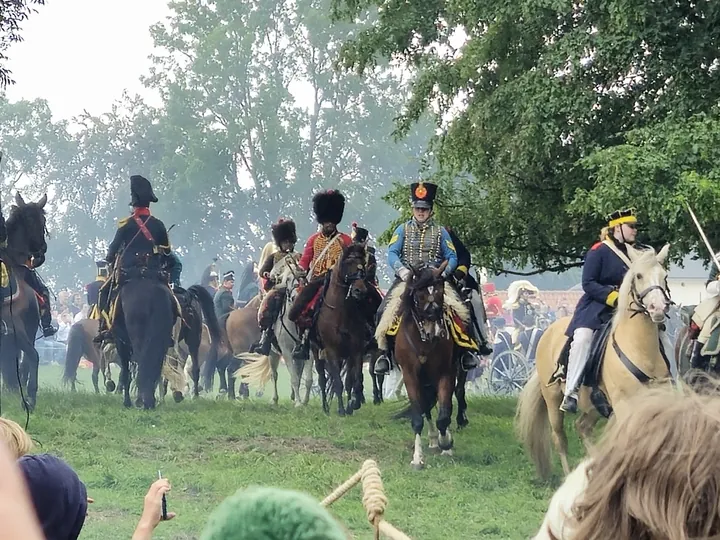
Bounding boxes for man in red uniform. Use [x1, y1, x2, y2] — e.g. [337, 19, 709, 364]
[288, 189, 352, 359]
[483, 282, 504, 320]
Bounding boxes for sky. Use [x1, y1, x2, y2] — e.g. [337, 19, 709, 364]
[5, 0, 170, 120]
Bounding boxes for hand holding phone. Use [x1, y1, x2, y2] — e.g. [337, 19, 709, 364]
[158, 471, 168, 521]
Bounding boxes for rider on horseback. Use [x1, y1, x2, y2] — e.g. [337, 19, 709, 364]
[351, 222, 383, 342]
[688, 256, 720, 371]
[252, 218, 299, 355]
[560, 208, 641, 413]
[94, 175, 174, 344]
[25, 253, 56, 337]
[86, 260, 108, 319]
[374, 181, 481, 374]
[288, 189, 352, 360]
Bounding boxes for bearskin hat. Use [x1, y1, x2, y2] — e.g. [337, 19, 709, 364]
[130, 175, 158, 207]
[271, 218, 297, 247]
[312, 189, 345, 224]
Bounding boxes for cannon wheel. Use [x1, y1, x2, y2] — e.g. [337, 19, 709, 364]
[489, 350, 530, 395]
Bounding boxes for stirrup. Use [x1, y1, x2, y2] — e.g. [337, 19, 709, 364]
[560, 394, 578, 413]
[374, 356, 390, 374]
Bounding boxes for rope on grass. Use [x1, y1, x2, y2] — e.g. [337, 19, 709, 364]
[321, 459, 412, 540]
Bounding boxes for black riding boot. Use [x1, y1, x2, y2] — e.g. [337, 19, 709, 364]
[256, 329, 274, 356]
[39, 293, 56, 337]
[691, 340, 710, 371]
[292, 332, 309, 360]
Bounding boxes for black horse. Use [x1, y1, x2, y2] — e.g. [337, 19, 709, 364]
[111, 259, 176, 409]
[0, 193, 48, 411]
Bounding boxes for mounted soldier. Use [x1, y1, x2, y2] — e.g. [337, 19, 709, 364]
[252, 218, 299, 356]
[213, 270, 236, 324]
[288, 189, 352, 360]
[24, 252, 55, 337]
[560, 208, 646, 413]
[374, 181, 481, 374]
[688, 255, 720, 372]
[351, 222, 383, 342]
[200, 258, 219, 296]
[94, 175, 174, 344]
[445, 226, 493, 357]
[504, 279, 540, 344]
[86, 260, 108, 320]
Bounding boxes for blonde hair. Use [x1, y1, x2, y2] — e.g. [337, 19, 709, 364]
[567, 380, 720, 539]
[0, 417, 33, 458]
[599, 226, 610, 241]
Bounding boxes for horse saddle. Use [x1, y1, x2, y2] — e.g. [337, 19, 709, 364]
[550, 320, 613, 389]
[702, 314, 720, 356]
[0, 262, 19, 304]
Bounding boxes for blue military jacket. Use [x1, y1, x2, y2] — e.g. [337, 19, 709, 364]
[388, 218, 458, 277]
[566, 239, 631, 336]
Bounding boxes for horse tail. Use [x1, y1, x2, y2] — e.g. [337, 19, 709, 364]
[62, 322, 86, 386]
[233, 352, 272, 388]
[515, 371, 552, 480]
[187, 285, 223, 390]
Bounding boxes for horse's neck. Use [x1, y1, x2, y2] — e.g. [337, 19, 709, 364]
[613, 311, 663, 370]
[4, 228, 30, 267]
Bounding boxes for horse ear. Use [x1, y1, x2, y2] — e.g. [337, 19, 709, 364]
[657, 243, 670, 265]
[37, 193, 47, 208]
[15, 193, 25, 207]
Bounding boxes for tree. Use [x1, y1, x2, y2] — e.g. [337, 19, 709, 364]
[333, 0, 720, 272]
[0, 0, 45, 86]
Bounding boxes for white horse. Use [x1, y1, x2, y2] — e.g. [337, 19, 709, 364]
[235, 254, 314, 406]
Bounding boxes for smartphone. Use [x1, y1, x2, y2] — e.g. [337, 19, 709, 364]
[158, 471, 168, 521]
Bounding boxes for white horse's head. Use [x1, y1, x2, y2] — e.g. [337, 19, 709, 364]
[616, 243, 671, 325]
[272, 253, 304, 293]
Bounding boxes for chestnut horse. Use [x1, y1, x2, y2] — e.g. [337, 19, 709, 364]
[314, 244, 368, 416]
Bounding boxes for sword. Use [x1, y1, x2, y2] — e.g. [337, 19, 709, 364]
[685, 201, 720, 272]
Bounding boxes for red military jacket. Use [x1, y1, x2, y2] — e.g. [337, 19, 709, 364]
[299, 231, 352, 280]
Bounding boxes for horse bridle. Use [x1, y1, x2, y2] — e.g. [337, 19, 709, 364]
[629, 277, 672, 319]
[338, 257, 366, 300]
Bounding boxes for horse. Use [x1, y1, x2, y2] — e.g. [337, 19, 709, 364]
[235, 254, 314, 406]
[110, 258, 177, 409]
[0, 193, 49, 411]
[171, 284, 223, 400]
[380, 261, 467, 469]
[516, 244, 674, 479]
[202, 294, 262, 400]
[313, 243, 368, 416]
[62, 318, 121, 393]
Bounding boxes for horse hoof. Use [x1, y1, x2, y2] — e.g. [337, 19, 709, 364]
[294, 401, 303, 408]
[106, 381, 116, 393]
[441, 449, 453, 457]
[429, 442, 439, 450]
[173, 391, 184, 403]
[457, 417, 469, 429]
[123, 400, 133, 409]
[411, 462, 425, 471]
[373, 397, 383, 405]
[337, 408, 346, 417]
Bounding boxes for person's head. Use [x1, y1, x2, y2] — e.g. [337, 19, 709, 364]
[200, 486, 348, 540]
[601, 208, 638, 244]
[565, 382, 720, 539]
[0, 417, 33, 458]
[129, 174, 158, 209]
[271, 218, 297, 253]
[209, 271, 219, 288]
[350, 222, 369, 247]
[58, 291, 69, 305]
[18, 454, 88, 540]
[72, 293, 83, 306]
[410, 182, 437, 224]
[222, 271, 235, 290]
[312, 189, 345, 235]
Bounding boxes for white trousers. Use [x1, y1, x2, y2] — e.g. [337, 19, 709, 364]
[565, 328, 593, 397]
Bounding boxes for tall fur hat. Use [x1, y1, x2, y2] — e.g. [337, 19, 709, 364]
[312, 189, 345, 224]
[271, 218, 297, 246]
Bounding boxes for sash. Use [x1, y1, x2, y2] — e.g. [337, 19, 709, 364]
[307, 234, 342, 281]
[133, 215, 155, 243]
[601, 239, 631, 268]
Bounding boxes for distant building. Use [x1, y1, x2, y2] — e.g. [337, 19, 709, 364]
[667, 256, 710, 307]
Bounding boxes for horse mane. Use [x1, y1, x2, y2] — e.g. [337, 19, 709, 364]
[6, 201, 46, 236]
[401, 266, 439, 317]
[612, 245, 659, 329]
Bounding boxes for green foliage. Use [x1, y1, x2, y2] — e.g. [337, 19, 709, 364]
[0, 0, 45, 86]
[334, 0, 720, 272]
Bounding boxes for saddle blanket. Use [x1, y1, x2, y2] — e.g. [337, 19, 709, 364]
[385, 309, 478, 350]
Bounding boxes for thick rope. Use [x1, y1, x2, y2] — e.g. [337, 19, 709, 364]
[321, 459, 412, 540]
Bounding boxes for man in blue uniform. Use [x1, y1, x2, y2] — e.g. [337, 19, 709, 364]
[94, 175, 174, 344]
[374, 181, 479, 374]
[560, 208, 639, 413]
[214, 270, 236, 324]
[85, 261, 108, 319]
[446, 226, 493, 357]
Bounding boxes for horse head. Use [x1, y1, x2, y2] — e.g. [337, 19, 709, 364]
[336, 244, 368, 301]
[6, 192, 48, 258]
[617, 243, 672, 325]
[406, 260, 448, 323]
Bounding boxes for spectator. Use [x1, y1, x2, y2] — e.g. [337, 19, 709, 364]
[0, 417, 33, 458]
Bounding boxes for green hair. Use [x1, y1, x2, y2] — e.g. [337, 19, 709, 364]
[200, 486, 347, 540]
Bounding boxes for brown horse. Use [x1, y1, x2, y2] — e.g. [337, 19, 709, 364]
[380, 262, 459, 470]
[202, 294, 262, 399]
[313, 243, 368, 416]
[0, 193, 49, 411]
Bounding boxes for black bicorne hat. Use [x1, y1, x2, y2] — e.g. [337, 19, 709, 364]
[130, 175, 158, 207]
[351, 222, 369, 243]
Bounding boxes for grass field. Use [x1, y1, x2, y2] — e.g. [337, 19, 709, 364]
[0, 364, 587, 540]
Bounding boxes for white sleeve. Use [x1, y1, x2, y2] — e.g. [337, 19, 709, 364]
[707, 281, 720, 297]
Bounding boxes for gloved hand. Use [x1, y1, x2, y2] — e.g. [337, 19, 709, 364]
[398, 267, 411, 282]
[454, 268, 467, 281]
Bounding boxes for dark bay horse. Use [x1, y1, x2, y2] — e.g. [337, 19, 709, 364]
[112, 264, 176, 409]
[0, 193, 48, 411]
[314, 244, 368, 416]
[393, 262, 458, 470]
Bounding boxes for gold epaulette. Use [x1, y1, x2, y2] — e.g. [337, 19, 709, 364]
[118, 216, 130, 227]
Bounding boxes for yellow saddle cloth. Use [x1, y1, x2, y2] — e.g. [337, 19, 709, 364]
[386, 307, 477, 349]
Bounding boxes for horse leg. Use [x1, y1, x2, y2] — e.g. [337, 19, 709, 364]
[217, 356, 228, 396]
[455, 365, 469, 429]
[326, 354, 346, 417]
[302, 352, 313, 405]
[270, 351, 280, 405]
[575, 409, 600, 452]
[315, 356, 330, 415]
[371, 371, 382, 405]
[403, 372, 426, 470]
[92, 363, 100, 394]
[116, 340, 133, 409]
[427, 410, 439, 449]
[436, 373, 455, 456]
[350, 354, 364, 412]
[548, 405, 571, 475]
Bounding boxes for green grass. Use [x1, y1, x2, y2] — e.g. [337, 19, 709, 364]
[0, 364, 586, 540]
